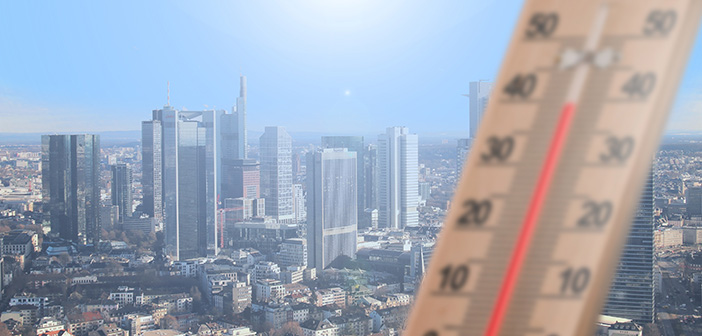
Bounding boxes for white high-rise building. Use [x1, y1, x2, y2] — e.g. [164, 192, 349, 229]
[378, 127, 419, 229]
[468, 80, 494, 139]
[307, 148, 358, 272]
[293, 183, 306, 223]
[260, 127, 295, 223]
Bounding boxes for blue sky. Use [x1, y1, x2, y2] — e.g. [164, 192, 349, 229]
[1, 0, 701, 135]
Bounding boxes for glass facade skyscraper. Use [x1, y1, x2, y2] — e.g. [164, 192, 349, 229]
[143, 106, 221, 260]
[260, 126, 294, 223]
[42, 134, 101, 245]
[321, 136, 366, 226]
[377, 127, 419, 229]
[468, 80, 493, 139]
[603, 172, 655, 323]
[307, 148, 357, 272]
[142, 119, 163, 225]
[111, 163, 132, 223]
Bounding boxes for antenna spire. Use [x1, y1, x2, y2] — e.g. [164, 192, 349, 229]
[167, 81, 170, 106]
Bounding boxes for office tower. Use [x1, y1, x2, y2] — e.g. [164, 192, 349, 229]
[293, 184, 306, 223]
[306, 148, 358, 272]
[143, 105, 220, 260]
[42, 134, 101, 244]
[457, 138, 471, 176]
[687, 186, 702, 216]
[222, 197, 265, 224]
[419, 182, 431, 202]
[322, 136, 366, 224]
[468, 80, 494, 139]
[364, 144, 378, 212]
[236, 75, 247, 159]
[111, 164, 133, 223]
[603, 172, 654, 323]
[279, 238, 308, 268]
[260, 127, 294, 223]
[222, 159, 260, 200]
[292, 152, 302, 178]
[142, 120, 163, 223]
[377, 127, 419, 229]
[408, 242, 435, 283]
[221, 76, 249, 199]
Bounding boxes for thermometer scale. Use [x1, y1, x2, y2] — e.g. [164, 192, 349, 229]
[405, 1, 702, 335]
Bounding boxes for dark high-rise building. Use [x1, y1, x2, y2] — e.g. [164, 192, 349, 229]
[307, 148, 357, 272]
[222, 159, 260, 200]
[42, 134, 101, 244]
[603, 172, 655, 323]
[322, 136, 366, 224]
[111, 164, 133, 223]
[687, 186, 702, 216]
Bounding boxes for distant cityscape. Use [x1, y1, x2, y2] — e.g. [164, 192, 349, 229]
[0, 76, 688, 336]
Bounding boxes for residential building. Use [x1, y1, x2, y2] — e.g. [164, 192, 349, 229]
[300, 319, 338, 336]
[1, 305, 38, 326]
[67, 311, 104, 336]
[2, 230, 36, 257]
[254, 279, 284, 303]
[327, 314, 372, 336]
[37, 317, 66, 334]
[314, 288, 345, 308]
[279, 238, 307, 268]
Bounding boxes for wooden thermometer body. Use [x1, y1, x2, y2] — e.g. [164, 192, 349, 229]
[406, 1, 702, 335]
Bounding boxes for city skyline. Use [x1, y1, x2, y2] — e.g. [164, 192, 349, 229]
[3, 1, 702, 135]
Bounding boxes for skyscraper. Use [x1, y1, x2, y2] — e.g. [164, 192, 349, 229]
[236, 75, 248, 159]
[687, 186, 702, 216]
[364, 144, 378, 212]
[293, 184, 306, 223]
[377, 127, 419, 229]
[142, 119, 163, 224]
[306, 148, 357, 272]
[260, 127, 294, 223]
[321, 136, 365, 223]
[603, 172, 655, 323]
[468, 80, 494, 139]
[457, 138, 471, 176]
[111, 164, 133, 223]
[222, 159, 260, 200]
[143, 105, 221, 260]
[42, 134, 101, 244]
[221, 76, 249, 198]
